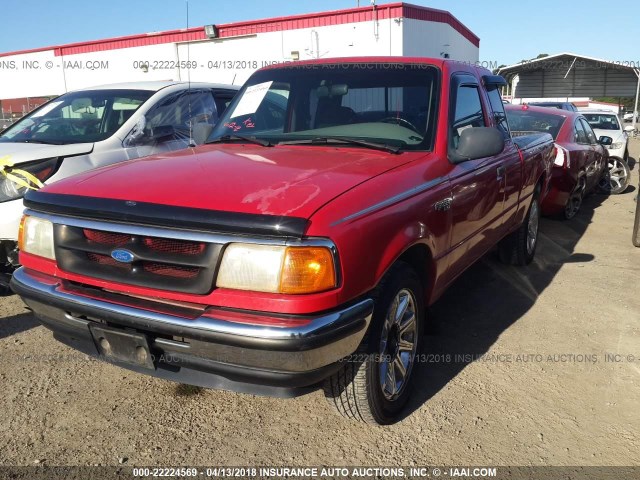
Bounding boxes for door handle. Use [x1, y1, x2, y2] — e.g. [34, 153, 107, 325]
[496, 165, 506, 180]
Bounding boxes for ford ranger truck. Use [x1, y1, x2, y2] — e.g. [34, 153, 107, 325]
[12, 58, 553, 424]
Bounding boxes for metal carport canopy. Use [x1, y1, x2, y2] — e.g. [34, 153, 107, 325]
[498, 53, 640, 127]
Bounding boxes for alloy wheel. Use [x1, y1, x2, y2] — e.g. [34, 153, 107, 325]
[379, 288, 418, 401]
[565, 177, 586, 220]
[608, 158, 629, 192]
[527, 200, 540, 255]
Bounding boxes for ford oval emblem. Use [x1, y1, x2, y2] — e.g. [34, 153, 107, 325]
[111, 249, 135, 263]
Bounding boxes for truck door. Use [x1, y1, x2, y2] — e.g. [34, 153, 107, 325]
[446, 74, 507, 277]
[485, 84, 522, 230]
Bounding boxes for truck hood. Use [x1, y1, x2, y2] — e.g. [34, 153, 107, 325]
[0, 142, 94, 164]
[41, 144, 420, 219]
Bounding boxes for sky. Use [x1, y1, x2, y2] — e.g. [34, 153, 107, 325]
[1, 0, 639, 67]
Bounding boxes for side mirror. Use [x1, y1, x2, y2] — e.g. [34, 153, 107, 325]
[149, 125, 175, 141]
[124, 117, 146, 147]
[624, 126, 635, 133]
[450, 127, 505, 163]
[598, 136, 613, 146]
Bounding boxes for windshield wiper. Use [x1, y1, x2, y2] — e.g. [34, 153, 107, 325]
[278, 137, 402, 154]
[20, 139, 62, 145]
[206, 135, 273, 147]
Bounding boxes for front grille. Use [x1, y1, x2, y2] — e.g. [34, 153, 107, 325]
[86, 252, 131, 269]
[143, 262, 199, 279]
[54, 225, 223, 295]
[83, 229, 129, 246]
[142, 237, 205, 256]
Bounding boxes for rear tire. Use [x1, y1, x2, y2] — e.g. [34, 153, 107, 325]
[563, 176, 586, 220]
[323, 262, 424, 424]
[498, 187, 541, 266]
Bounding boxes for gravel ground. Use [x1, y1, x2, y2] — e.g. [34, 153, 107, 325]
[0, 140, 638, 467]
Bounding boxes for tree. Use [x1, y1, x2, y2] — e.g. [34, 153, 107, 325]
[593, 97, 635, 110]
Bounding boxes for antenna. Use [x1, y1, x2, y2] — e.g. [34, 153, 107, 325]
[186, 0, 196, 147]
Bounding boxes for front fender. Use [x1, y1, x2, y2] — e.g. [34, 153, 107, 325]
[307, 167, 452, 308]
[373, 223, 436, 283]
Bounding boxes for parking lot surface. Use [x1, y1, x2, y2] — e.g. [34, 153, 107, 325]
[0, 141, 639, 467]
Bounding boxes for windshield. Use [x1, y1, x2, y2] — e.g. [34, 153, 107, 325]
[208, 63, 440, 151]
[582, 113, 620, 131]
[505, 109, 566, 140]
[0, 89, 153, 145]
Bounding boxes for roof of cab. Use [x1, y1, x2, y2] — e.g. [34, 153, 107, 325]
[74, 81, 240, 92]
[259, 56, 449, 70]
[256, 56, 498, 77]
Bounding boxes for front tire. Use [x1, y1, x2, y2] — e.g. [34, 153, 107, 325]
[598, 157, 631, 194]
[323, 262, 424, 424]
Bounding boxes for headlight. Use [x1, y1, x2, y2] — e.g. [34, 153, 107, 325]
[18, 215, 55, 260]
[216, 243, 337, 294]
[0, 157, 59, 202]
[609, 142, 624, 150]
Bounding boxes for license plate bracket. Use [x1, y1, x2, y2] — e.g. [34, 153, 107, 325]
[90, 324, 155, 370]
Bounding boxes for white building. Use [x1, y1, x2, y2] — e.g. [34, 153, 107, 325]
[0, 2, 479, 106]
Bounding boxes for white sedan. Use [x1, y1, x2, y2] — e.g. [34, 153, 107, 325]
[623, 111, 638, 122]
[582, 110, 633, 160]
[0, 81, 239, 284]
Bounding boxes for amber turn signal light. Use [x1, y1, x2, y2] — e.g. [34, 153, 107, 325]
[17, 215, 27, 251]
[279, 247, 337, 294]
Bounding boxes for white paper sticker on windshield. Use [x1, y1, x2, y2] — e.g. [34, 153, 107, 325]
[230, 81, 273, 119]
[30, 101, 63, 118]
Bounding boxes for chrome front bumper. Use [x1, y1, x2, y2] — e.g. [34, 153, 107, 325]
[11, 268, 373, 396]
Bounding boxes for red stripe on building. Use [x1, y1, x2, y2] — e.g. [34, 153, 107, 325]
[0, 2, 479, 59]
[402, 5, 479, 46]
[1, 97, 51, 115]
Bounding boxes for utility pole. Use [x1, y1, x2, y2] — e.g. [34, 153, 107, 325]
[633, 69, 640, 132]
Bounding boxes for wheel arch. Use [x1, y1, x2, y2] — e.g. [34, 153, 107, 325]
[373, 240, 437, 309]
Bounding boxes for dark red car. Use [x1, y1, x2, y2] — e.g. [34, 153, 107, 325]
[506, 104, 610, 219]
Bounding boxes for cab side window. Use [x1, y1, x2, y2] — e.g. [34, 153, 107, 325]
[450, 79, 486, 151]
[214, 93, 235, 117]
[486, 87, 510, 139]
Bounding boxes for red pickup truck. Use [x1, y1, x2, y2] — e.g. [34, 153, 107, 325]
[12, 58, 553, 424]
